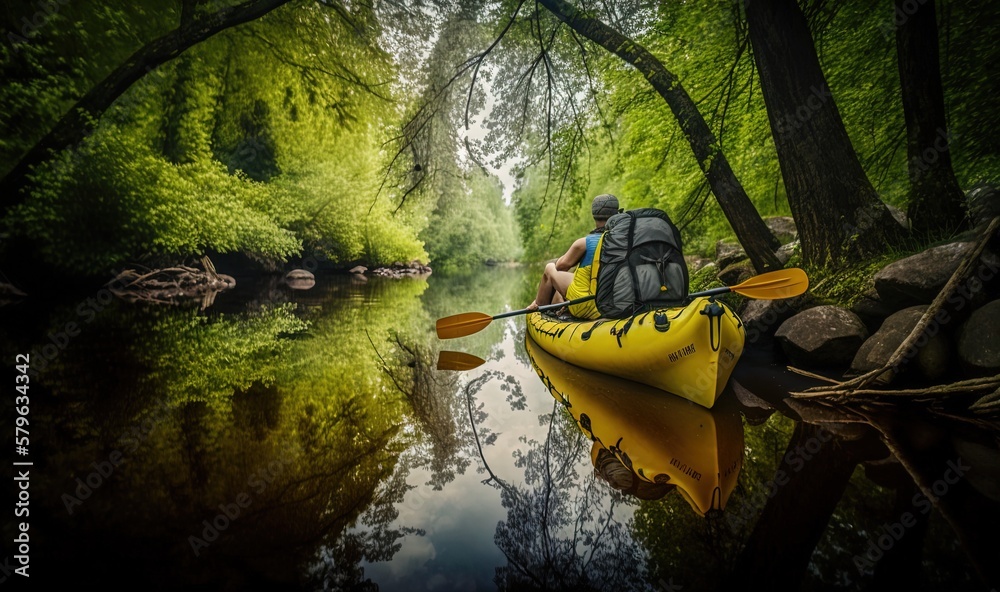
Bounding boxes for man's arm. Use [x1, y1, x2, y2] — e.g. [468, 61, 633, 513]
[554, 238, 587, 271]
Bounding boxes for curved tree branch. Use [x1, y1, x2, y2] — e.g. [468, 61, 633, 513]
[1, 0, 299, 214]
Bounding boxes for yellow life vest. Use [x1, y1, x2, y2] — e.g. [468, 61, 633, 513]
[567, 233, 603, 319]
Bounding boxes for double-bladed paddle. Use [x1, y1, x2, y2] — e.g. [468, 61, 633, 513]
[435, 267, 809, 340]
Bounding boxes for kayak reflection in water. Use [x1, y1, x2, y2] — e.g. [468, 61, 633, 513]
[526, 335, 744, 515]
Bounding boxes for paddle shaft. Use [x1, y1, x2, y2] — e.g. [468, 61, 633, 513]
[495, 285, 736, 321]
[493, 295, 595, 320]
[689, 286, 734, 298]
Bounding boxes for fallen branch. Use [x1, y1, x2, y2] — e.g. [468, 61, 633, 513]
[792, 374, 1000, 400]
[109, 256, 234, 308]
[786, 366, 841, 384]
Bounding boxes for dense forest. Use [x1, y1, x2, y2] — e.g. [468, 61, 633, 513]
[1, 0, 998, 278]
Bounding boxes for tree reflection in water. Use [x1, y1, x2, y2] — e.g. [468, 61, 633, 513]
[462, 369, 652, 591]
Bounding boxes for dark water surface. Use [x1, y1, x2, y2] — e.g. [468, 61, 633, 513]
[2, 268, 998, 591]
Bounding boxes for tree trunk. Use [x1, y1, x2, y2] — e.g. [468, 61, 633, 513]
[536, 0, 782, 273]
[0, 0, 292, 216]
[745, 0, 904, 267]
[895, 0, 966, 235]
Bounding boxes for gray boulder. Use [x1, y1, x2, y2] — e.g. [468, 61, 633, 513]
[685, 255, 712, 273]
[851, 288, 899, 333]
[741, 295, 811, 345]
[850, 305, 951, 382]
[775, 240, 800, 265]
[956, 299, 1000, 376]
[886, 204, 911, 230]
[717, 260, 754, 287]
[966, 183, 1000, 229]
[874, 241, 971, 308]
[765, 216, 798, 244]
[775, 306, 869, 368]
[349, 265, 367, 275]
[715, 240, 747, 269]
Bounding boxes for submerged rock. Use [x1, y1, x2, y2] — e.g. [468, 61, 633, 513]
[284, 269, 315, 290]
[775, 306, 869, 368]
[849, 305, 951, 382]
[957, 299, 1000, 375]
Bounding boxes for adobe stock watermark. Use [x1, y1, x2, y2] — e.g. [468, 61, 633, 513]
[726, 427, 835, 531]
[877, 0, 932, 40]
[851, 457, 970, 577]
[188, 451, 295, 556]
[61, 397, 173, 515]
[5, 0, 71, 53]
[774, 84, 834, 136]
[26, 269, 133, 377]
[909, 128, 957, 182]
[743, 297, 796, 345]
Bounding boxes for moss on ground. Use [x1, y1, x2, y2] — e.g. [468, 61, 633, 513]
[689, 263, 724, 294]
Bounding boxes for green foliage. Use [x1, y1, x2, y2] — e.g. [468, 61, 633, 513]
[1, 1, 432, 272]
[4, 0, 999, 277]
[423, 170, 522, 271]
[13, 128, 301, 273]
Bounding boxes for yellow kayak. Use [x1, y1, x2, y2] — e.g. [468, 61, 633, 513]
[526, 297, 745, 408]
[525, 336, 744, 515]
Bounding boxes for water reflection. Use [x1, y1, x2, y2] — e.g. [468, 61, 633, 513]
[0, 268, 997, 590]
[525, 335, 744, 516]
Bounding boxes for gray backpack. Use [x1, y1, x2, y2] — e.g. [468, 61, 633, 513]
[594, 208, 688, 318]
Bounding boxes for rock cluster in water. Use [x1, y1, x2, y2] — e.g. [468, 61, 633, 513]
[368, 260, 433, 278]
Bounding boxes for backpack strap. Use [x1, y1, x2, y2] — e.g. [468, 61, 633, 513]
[625, 211, 642, 311]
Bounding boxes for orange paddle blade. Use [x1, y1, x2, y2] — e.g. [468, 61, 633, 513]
[437, 350, 487, 371]
[731, 268, 809, 299]
[436, 312, 493, 339]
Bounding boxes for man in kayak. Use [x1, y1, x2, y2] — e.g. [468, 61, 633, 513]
[526, 193, 620, 319]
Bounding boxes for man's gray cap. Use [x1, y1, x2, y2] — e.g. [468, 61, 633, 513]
[592, 194, 619, 219]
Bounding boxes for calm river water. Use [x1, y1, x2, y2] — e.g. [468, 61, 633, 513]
[2, 267, 998, 591]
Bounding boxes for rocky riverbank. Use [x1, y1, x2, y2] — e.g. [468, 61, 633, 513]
[706, 192, 1000, 391]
